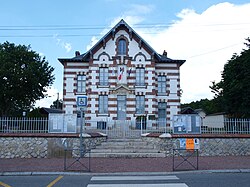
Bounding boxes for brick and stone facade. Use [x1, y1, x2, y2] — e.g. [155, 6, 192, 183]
[58, 20, 185, 129]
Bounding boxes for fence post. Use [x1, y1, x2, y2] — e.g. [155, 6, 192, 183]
[105, 117, 108, 135]
[140, 117, 143, 135]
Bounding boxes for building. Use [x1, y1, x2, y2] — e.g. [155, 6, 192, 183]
[203, 113, 226, 128]
[58, 19, 185, 131]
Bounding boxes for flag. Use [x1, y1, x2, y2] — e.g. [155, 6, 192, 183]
[118, 67, 124, 80]
[128, 68, 132, 76]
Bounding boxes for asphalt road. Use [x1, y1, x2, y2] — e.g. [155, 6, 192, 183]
[0, 172, 250, 187]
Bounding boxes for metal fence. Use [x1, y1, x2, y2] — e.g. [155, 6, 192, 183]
[0, 117, 49, 133]
[1, 117, 250, 135]
[201, 118, 250, 134]
[83, 118, 250, 137]
[83, 119, 172, 138]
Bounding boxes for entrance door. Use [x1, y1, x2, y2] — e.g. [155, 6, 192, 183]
[117, 95, 126, 120]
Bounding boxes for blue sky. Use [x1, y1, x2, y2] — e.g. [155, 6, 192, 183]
[1, 0, 250, 107]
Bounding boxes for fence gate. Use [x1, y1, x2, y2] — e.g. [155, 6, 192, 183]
[106, 120, 141, 139]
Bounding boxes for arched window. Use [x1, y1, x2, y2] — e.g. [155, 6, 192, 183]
[118, 39, 126, 55]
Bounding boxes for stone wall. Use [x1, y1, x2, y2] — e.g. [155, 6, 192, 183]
[142, 135, 250, 156]
[1, 134, 249, 158]
[0, 134, 106, 158]
[0, 137, 47, 158]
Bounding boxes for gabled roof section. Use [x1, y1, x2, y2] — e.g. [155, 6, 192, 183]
[58, 19, 185, 66]
[181, 107, 197, 114]
[40, 107, 64, 114]
[111, 84, 132, 91]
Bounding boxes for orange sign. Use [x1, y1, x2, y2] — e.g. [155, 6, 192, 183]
[186, 138, 194, 149]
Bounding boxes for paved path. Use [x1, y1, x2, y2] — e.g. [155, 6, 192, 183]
[0, 156, 250, 173]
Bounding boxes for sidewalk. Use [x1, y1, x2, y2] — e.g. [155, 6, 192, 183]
[0, 156, 250, 173]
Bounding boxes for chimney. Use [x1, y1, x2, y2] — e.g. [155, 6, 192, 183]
[75, 51, 80, 57]
[163, 50, 167, 57]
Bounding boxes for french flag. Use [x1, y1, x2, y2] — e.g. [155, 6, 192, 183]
[118, 67, 124, 80]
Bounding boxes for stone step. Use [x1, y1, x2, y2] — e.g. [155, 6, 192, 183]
[100, 141, 150, 147]
[107, 138, 143, 142]
[88, 138, 163, 158]
[91, 148, 160, 153]
[87, 152, 165, 158]
[94, 145, 155, 149]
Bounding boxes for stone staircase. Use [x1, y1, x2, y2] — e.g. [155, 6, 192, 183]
[89, 138, 165, 158]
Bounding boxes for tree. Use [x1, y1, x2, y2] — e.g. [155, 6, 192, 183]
[0, 41, 55, 116]
[27, 107, 47, 117]
[50, 99, 63, 110]
[181, 98, 222, 115]
[210, 38, 250, 117]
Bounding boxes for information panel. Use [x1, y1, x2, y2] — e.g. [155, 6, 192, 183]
[173, 114, 201, 134]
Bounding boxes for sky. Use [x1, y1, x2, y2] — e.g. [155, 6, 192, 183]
[1, 0, 250, 107]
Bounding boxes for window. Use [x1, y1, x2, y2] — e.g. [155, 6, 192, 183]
[136, 95, 145, 114]
[158, 102, 166, 127]
[136, 68, 145, 86]
[77, 75, 86, 93]
[118, 39, 126, 55]
[99, 95, 108, 114]
[99, 67, 109, 86]
[158, 76, 166, 94]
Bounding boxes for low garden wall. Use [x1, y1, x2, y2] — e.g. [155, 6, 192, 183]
[1, 133, 249, 158]
[0, 133, 106, 158]
[142, 134, 250, 156]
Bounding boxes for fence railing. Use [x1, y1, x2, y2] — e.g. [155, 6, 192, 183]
[82, 119, 172, 138]
[201, 118, 250, 134]
[1, 117, 250, 135]
[0, 117, 49, 133]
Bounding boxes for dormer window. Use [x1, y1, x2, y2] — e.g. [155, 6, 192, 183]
[118, 39, 126, 55]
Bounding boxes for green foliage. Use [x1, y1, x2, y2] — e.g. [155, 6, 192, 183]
[27, 107, 47, 117]
[210, 38, 250, 117]
[0, 41, 55, 116]
[50, 99, 63, 110]
[181, 98, 222, 115]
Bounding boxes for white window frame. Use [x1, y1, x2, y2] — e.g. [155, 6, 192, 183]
[77, 75, 86, 93]
[136, 68, 145, 86]
[118, 39, 126, 55]
[158, 75, 166, 94]
[136, 95, 145, 114]
[99, 95, 108, 114]
[99, 67, 109, 86]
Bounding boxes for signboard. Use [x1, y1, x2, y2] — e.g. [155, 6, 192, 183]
[186, 139, 195, 149]
[179, 138, 186, 149]
[173, 114, 201, 134]
[179, 138, 200, 150]
[77, 96, 87, 107]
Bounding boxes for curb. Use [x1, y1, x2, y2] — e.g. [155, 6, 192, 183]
[1, 169, 250, 176]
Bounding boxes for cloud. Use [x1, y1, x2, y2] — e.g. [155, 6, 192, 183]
[35, 86, 62, 108]
[85, 2, 250, 104]
[63, 42, 72, 53]
[142, 2, 250, 103]
[53, 34, 72, 53]
[125, 4, 154, 15]
[86, 4, 154, 50]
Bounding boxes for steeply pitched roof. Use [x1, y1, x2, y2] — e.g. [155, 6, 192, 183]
[58, 19, 185, 65]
